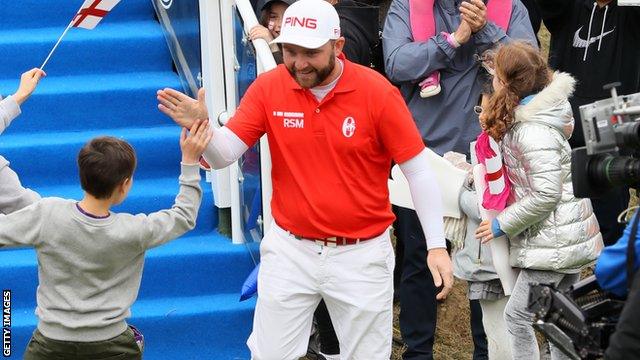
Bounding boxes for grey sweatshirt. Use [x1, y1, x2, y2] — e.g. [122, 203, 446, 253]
[0, 164, 202, 341]
[0, 95, 40, 213]
[383, 0, 537, 155]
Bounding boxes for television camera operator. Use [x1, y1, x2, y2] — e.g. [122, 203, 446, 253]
[596, 211, 640, 359]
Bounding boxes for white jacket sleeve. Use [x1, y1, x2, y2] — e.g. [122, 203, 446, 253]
[399, 149, 447, 249]
[203, 126, 249, 169]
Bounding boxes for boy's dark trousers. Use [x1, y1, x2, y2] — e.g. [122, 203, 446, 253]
[24, 327, 142, 360]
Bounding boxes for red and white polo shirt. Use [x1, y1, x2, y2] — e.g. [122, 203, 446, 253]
[226, 56, 425, 239]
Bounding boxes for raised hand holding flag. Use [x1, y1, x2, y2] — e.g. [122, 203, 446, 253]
[40, 0, 122, 70]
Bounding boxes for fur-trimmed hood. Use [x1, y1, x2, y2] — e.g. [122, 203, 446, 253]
[514, 72, 577, 139]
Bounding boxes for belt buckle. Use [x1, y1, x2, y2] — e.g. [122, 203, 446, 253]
[326, 237, 339, 247]
[316, 237, 338, 248]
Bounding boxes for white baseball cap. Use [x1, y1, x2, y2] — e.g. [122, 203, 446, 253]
[271, 0, 341, 49]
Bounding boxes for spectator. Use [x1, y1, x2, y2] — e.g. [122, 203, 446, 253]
[250, 0, 297, 64]
[475, 41, 602, 360]
[333, 0, 381, 70]
[595, 209, 640, 360]
[521, 0, 541, 43]
[2, 123, 209, 360]
[158, 0, 453, 358]
[538, 0, 640, 246]
[382, 1, 536, 358]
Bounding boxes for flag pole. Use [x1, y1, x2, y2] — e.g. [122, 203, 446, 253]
[40, 21, 74, 70]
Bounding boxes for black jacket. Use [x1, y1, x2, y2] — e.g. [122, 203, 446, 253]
[539, 0, 640, 98]
[335, 0, 380, 68]
[606, 268, 640, 359]
[538, 0, 640, 147]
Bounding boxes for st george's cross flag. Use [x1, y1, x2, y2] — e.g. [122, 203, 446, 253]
[40, 0, 122, 69]
[72, 0, 122, 30]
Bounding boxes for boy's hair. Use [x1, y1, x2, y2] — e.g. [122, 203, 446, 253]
[483, 41, 551, 141]
[77, 137, 137, 199]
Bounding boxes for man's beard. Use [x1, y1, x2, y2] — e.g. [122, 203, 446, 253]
[287, 55, 335, 89]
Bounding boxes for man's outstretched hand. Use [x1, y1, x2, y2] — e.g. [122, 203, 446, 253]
[427, 248, 454, 300]
[157, 87, 208, 129]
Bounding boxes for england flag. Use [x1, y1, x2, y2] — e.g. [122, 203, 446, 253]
[71, 0, 122, 30]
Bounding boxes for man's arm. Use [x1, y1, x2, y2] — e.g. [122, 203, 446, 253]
[382, 0, 469, 83]
[399, 149, 454, 300]
[203, 126, 249, 169]
[376, 85, 453, 299]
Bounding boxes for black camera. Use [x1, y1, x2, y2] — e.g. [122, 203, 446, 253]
[528, 275, 625, 360]
[571, 84, 640, 198]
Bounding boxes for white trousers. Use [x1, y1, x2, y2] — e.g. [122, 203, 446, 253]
[247, 223, 395, 360]
[479, 296, 512, 360]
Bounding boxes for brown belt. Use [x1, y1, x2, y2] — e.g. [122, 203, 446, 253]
[287, 231, 382, 247]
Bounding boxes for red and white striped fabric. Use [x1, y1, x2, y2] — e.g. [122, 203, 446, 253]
[475, 131, 511, 211]
[72, 0, 122, 30]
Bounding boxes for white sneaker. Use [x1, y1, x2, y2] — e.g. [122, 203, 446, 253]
[319, 353, 341, 360]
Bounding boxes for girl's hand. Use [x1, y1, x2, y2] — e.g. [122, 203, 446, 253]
[248, 25, 273, 42]
[475, 220, 494, 243]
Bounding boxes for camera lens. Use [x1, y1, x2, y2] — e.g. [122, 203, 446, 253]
[616, 121, 640, 150]
[588, 154, 640, 189]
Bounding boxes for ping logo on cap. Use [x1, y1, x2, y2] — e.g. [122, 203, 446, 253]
[284, 16, 318, 30]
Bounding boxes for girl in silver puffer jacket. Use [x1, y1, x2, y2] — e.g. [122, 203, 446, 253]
[474, 42, 603, 360]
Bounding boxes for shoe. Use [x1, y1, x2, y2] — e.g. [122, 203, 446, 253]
[419, 71, 441, 98]
[319, 352, 341, 360]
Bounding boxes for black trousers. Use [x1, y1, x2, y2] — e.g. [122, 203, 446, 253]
[314, 299, 340, 355]
[606, 270, 640, 360]
[393, 206, 487, 360]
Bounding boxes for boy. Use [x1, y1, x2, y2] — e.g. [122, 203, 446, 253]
[0, 119, 211, 360]
[0, 68, 46, 213]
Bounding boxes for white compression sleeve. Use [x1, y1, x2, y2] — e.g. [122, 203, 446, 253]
[203, 126, 249, 169]
[398, 149, 446, 249]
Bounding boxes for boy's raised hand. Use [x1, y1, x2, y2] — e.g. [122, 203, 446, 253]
[180, 119, 213, 165]
[14, 68, 46, 105]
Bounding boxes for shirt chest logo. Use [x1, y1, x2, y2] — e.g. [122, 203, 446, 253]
[342, 116, 356, 138]
[274, 110, 305, 129]
[572, 26, 615, 49]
